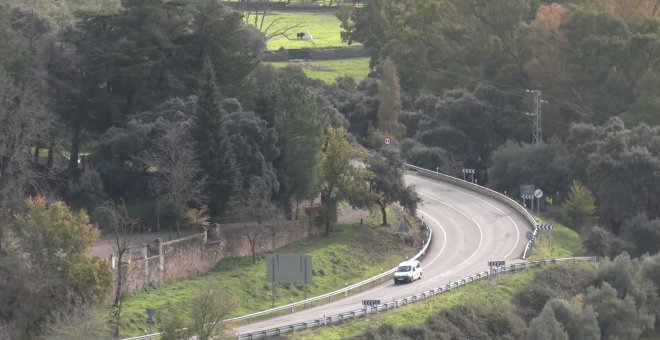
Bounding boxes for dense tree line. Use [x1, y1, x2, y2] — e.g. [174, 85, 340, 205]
[1, 0, 659, 337]
[336, 0, 660, 257]
[0, 1, 418, 337]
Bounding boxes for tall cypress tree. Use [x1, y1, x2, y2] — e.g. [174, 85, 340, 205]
[377, 57, 406, 140]
[269, 78, 327, 216]
[192, 59, 239, 219]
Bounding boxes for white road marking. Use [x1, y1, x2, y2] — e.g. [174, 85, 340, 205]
[418, 192, 484, 282]
[417, 209, 447, 269]
[408, 175, 522, 259]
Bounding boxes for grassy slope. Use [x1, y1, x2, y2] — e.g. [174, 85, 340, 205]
[118, 207, 419, 337]
[288, 269, 536, 339]
[527, 218, 585, 260]
[268, 57, 370, 83]
[247, 12, 352, 50]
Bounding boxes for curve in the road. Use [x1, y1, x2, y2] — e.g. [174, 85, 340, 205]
[234, 172, 531, 336]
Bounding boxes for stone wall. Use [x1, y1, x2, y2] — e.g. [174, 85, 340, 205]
[113, 219, 321, 295]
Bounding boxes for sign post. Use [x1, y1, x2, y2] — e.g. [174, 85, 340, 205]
[398, 218, 410, 252]
[488, 260, 505, 282]
[146, 308, 156, 332]
[267, 254, 313, 308]
[534, 189, 544, 215]
[362, 299, 381, 315]
[462, 168, 475, 182]
[520, 185, 535, 210]
[536, 224, 554, 245]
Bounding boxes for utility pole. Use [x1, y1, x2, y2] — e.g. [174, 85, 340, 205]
[527, 90, 543, 144]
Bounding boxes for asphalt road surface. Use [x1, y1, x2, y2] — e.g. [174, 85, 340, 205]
[234, 172, 531, 336]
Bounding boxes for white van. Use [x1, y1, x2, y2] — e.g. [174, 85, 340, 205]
[393, 260, 422, 284]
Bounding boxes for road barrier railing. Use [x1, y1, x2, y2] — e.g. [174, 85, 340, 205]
[224, 223, 432, 325]
[403, 164, 538, 259]
[121, 224, 432, 340]
[235, 256, 598, 339]
[123, 165, 533, 340]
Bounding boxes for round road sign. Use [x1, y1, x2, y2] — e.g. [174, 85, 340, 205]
[383, 136, 392, 145]
[534, 189, 544, 198]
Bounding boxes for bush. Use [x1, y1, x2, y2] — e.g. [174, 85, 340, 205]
[67, 169, 107, 212]
[427, 304, 526, 339]
[583, 226, 625, 257]
[513, 264, 595, 322]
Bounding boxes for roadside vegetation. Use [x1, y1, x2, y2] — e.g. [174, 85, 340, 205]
[527, 219, 585, 260]
[290, 252, 659, 340]
[1, 0, 659, 338]
[286, 262, 591, 339]
[117, 207, 422, 337]
[288, 213, 592, 339]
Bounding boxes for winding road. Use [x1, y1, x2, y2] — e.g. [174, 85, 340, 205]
[234, 172, 531, 336]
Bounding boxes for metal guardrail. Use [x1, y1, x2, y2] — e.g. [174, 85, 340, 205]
[403, 164, 538, 259]
[121, 222, 432, 340]
[123, 164, 535, 340]
[236, 256, 598, 339]
[226, 223, 432, 324]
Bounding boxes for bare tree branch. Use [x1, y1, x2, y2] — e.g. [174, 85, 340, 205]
[93, 200, 138, 338]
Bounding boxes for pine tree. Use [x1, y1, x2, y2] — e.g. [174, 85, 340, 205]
[192, 59, 239, 219]
[561, 180, 598, 230]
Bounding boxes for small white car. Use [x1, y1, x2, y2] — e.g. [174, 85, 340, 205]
[393, 260, 422, 284]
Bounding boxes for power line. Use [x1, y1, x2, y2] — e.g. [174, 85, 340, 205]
[394, 80, 574, 131]
[528, 89, 542, 144]
[394, 59, 612, 119]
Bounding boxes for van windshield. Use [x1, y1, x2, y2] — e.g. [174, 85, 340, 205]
[397, 266, 411, 272]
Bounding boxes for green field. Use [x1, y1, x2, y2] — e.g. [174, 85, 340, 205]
[246, 12, 353, 50]
[268, 57, 370, 83]
[117, 207, 419, 337]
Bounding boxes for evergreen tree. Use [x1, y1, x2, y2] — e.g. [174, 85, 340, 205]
[586, 282, 649, 340]
[367, 150, 420, 225]
[192, 60, 239, 219]
[376, 57, 406, 143]
[527, 305, 569, 340]
[319, 127, 374, 235]
[561, 180, 598, 230]
[267, 77, 327, 215]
